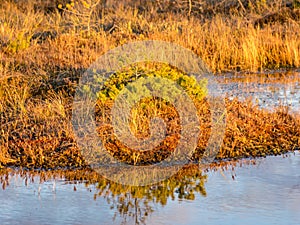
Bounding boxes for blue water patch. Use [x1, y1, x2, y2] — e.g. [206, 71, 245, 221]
[0, 151, 299, 225]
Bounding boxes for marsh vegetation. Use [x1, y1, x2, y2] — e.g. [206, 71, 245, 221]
[0, 0, 300, 168]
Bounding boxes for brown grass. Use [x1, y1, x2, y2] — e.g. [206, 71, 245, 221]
[1, 94, 299, 168]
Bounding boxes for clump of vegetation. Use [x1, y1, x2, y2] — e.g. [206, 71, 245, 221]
[93, 63, 206, 165]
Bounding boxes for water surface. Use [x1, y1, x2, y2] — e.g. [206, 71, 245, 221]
[218, 70, 300, 113]
[1, 152, 299, 225]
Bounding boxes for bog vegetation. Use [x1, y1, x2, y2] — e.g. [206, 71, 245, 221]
[0, 0, 300, 168]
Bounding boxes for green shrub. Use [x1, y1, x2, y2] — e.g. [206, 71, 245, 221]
[93, 63, 207, 104]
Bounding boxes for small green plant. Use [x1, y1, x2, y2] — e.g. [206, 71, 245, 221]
[6, 32, 31, 53]
[93, 63, 207, 103]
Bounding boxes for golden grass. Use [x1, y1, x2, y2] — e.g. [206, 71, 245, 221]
[0, 0, 300, 168]
[1, 93, 299, 168]
[0, 1, 299, 72]
[95, 97, 300, 165]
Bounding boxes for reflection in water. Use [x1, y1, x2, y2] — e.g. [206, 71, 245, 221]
[148, 152, 300, 225]
[90, 165, 207, 224]
[0, 165, 207, 225]
[1, 152, 299, 225]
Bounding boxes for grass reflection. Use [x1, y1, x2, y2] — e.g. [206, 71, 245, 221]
[0, 164, 207, 224]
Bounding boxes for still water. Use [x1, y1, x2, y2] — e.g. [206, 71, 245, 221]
[218, 70, 300, 113]
[0, 152, 299, 225]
